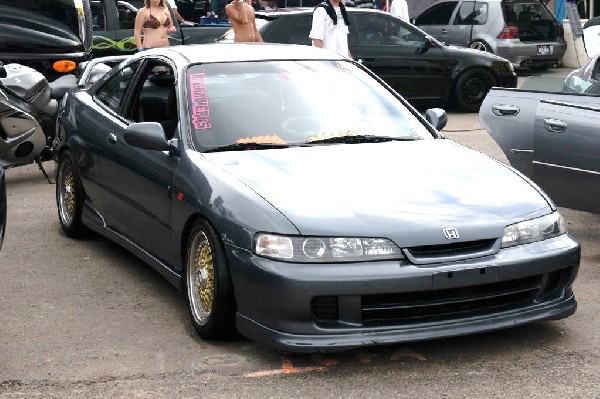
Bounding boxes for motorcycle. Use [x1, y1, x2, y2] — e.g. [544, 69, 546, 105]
[0, 57, 121, 182]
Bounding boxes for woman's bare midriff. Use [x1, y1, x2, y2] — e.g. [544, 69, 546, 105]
[143, 28, 170, 48]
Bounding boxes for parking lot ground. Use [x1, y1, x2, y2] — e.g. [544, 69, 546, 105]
[1, 111, 599, 398]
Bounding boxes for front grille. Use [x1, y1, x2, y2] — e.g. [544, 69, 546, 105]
[362, 278, 539, 325]
[405, 239, 498, 264]
[311, 267, 575, 327]
[407, 239, 496, 257]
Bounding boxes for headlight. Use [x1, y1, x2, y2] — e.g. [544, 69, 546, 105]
[501, 212, 566, 248]
[254, 234, 404, 263]
[491, 60, 514, 74]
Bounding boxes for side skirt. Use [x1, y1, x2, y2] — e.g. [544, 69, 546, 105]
[81, 201, 182, 289]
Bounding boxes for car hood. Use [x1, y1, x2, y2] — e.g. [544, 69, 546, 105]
[443, 45, 509, 62]
[204, 140, 550, 246]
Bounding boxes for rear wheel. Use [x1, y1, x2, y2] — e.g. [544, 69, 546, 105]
[453, 69, 497, 112]
[185, 219, 236, 339]
[56, 150, 88, 237]
[469, 40, 493, 53]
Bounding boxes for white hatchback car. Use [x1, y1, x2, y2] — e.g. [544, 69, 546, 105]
[415, 0, 566, 70]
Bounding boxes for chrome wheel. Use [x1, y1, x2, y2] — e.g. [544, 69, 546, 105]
[187, 230, 215, 326]
[469, 41, 491, 52]
[57, 158, 76, 227]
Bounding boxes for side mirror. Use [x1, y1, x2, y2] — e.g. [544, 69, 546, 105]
[425, 108, 448, 131]
[124, 122, 171, 151]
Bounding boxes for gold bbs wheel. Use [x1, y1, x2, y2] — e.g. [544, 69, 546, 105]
[187, 230, 215, 326]
[56, 151, 87, 237]
[185, 219, 236, 339]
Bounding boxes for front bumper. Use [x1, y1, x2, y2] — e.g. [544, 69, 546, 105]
[228, 234, 580, 352]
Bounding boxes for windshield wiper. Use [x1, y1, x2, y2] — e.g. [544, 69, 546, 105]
[204, 142, 290, 153]
[306, 135, 419, 145]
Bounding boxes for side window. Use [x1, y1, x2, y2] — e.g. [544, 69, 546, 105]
[415, 2, 458, 25]
[264, 16, 312, 45]
[91, 0, 106, 31]
[454, 2, 488, 25]
[117, 1, 142, 30]
[95, 61, 140, 113]
[130, 62, 178, 139]
[355, 14, 424, 46]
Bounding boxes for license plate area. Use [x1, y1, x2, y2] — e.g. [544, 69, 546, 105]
[537, 45, 551, 55]
[433, 266, 499, 290]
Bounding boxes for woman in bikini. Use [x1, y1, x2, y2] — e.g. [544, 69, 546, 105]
[134, 0, 177, 51]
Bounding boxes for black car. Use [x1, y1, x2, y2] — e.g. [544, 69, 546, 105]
[0, 0, 93, 80]
[221, 8, 518, 111]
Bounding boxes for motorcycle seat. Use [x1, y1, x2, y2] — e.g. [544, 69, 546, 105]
[49, 74, 78, 100]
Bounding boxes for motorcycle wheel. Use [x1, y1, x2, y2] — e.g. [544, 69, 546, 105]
[56, 150, 88, 237]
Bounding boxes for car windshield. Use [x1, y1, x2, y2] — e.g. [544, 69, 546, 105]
[186, 60, 433, 151]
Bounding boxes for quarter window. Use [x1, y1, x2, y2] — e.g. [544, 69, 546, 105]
[454, 2, 488, 25]
[415, 2, 458, 25]
[95, 61, 140, 112]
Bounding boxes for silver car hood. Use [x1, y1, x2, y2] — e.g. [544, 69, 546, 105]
[205, 140, 550, 246]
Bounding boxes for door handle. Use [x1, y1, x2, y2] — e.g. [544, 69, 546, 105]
[544, 118, 567, 133]
[491, 104, 520, 116]
[108, 132, 117, 143]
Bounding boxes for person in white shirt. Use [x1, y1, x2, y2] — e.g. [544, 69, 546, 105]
[389, 0, 409, 22]
[309, 0, 351, 58]
[165, 0, 188, 23]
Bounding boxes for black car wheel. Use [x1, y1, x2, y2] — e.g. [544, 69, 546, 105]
[453, 69, 496, 112]
[56, 150, 88, 237]
[185, 218, 236, 339]
[469, 40, 493, 53]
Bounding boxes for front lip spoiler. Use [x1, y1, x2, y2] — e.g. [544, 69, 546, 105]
[236, 295, 576, 353]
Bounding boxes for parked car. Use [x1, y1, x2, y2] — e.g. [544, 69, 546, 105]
[218, 8, 517, 112]
[54, 44, 579, 352]
[0, 0, 93, 80]
[90, 0, 231, 57]
[415, 0, 566, 70]
[480, 52, 600, 214]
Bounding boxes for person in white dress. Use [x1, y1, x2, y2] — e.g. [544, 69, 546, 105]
[309, 0, 351, 58]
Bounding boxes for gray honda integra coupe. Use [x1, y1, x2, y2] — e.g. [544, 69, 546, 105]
[54, 44, 580, 352]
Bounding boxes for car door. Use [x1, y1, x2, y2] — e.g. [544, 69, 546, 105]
[350, 12, 452, 101]
[445, 1, 488, 47]
[532, 100, 600, 214]
[98, 57, 181, 259]
[414, 1, 459, 44]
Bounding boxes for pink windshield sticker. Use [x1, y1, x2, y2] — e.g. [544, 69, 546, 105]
[189, 73, 211, 130]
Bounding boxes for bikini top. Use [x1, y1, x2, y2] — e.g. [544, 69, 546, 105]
[143, 10, 170, 29]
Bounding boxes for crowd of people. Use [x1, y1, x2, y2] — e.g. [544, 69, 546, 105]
[135, 0, 412, 51]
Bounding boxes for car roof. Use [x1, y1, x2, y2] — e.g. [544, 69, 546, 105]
[143, 43, 346, 63]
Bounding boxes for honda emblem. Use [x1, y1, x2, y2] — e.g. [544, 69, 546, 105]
[443, 228, 459, 240]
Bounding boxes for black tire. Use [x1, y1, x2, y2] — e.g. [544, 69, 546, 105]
[453, 69, 497, 113]
[56, 150, 88, 238]
[185, 218, 236, 339]
[469, 40, 493, 53]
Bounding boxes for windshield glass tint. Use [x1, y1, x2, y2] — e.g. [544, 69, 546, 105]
[186, 60, 433, 151]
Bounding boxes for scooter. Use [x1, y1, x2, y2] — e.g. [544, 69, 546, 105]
[0, 61, 78, 182]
